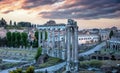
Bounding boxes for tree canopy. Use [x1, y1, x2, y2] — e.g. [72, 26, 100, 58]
[109, 30, 114, 38]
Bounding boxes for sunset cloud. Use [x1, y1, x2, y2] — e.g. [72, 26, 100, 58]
[22, 0, 63, 9]
[0, 0, 120, 29]
[2, 10, 14, 14]
[40, 0, 120, 19]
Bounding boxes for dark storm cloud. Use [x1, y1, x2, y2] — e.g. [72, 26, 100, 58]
[23, 0, 63, 9]
[40, 0, 120, 19]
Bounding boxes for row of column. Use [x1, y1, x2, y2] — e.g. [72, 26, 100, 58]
[66, 26, 79, 72]
[107, 41, 120, 51]
[38, 28, 66, 60]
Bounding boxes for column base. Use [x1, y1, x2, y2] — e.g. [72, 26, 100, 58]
[66, 71, 71, 73]
[74, 61, 79, 72]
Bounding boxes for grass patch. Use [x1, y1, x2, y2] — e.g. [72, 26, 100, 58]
[79, 71, 95, 73]
[0, 48, 37, 61]
[100, 48, 120, 55]
[0, 62, 26, 70]
[80, 60, 103, 68]
[38, 57, 63, 68]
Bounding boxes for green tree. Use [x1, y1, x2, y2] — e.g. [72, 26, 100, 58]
[26, 66, 34, 73]
[111, 55, 116, 60]
[35, 47, 42, 61]
[45, 31, 47, 40]
[21, 32, 28, 48]
[10, 20, 12, 26]
[11, 32, 16, 47]
[109, 30, 113, 38]
[0, 58, 2, 63]
[6, 32, 12, 47]
[18, 22, 31, 27]
[14, 22, 16, 26]
[0, 18, 7, 27]
[33, 31, 38, 47]
[35, 31, 38, 40]
[16, 32, 21, 47]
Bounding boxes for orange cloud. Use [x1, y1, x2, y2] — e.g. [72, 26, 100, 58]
[0, 0, 57, 14]
[0, 0, 26, 13]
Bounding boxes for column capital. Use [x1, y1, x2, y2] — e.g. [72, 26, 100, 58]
[58, 28, 61, 31]
[52, 28, 55, 31]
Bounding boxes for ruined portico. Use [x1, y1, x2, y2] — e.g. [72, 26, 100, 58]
[37, 23, 66, 60]
[66, 19, 79, 73]
[37, 19, 79, 73]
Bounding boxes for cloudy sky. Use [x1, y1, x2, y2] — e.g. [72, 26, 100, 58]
[0, 0, 120, 29]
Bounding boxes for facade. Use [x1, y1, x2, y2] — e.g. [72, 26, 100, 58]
[78, 34, 100, 45]
[37, 22, 66, 60]
[106, 31, 120, 51]
[90, 52, 120, 60]
[37, 19, 79, 73]
[0, 27, 7, 38]
[99, 30, 110, 41]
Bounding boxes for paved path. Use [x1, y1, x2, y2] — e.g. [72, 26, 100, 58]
[2, 59, 28, 63]
[0, 42, 106, 73]
[35, 62, 66, 72]
[0, 62, 34, 73]
[0, 67, 16, 73]
[0, 62, 66, 73]
[79, 42, 106, 56]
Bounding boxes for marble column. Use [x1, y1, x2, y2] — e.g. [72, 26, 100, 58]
[62, 29, 66, 60]
[63, 29, 66, 49]
[52, 28, 55, 57]
[58, 28, 61, 58]
[58, 28, 61, 49]
[38, 29, 41, 47]
[41, 29, 44, 54]
[47, 28, 49, 55]
[74, 26, 79, 72]
[66, 27, 71, 72]
[42, 29, 44, 47]
[72, 30, 75, 61]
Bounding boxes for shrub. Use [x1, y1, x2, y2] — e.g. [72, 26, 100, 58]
[9, 68, 22, 73]
[0, 58, 2, 63]
[26, 66, 34, 73]
[35, 47, 42, 61]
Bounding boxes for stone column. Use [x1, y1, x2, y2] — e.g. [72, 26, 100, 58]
[63, 29, 66, 49]
[58, 28, 61, 58]
[62, 29, 66, 60]
[52, 28, 55, 57]
[41, 29, 44, 54]
[38, 29, 41, 47]
[58, 28, 61, 49]
[66, 27, 71, 72]
[47, 28, 49, 55]
[72, 30, 75, 61]
[74, 26, 79, 72]
[42, 29, 44, 47]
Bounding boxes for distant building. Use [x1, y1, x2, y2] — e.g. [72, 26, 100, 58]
[99, 30, 110, 41]
[8, 29, 24, 33]
[89, 51, 120, 60]
[78, 34, 100, 45]
[0, 27, 7, 38]
[107, 31, 120, 51]
[44, 20, 56, 25]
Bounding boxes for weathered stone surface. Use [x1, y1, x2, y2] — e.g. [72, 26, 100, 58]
[37, 54, 49, 64]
